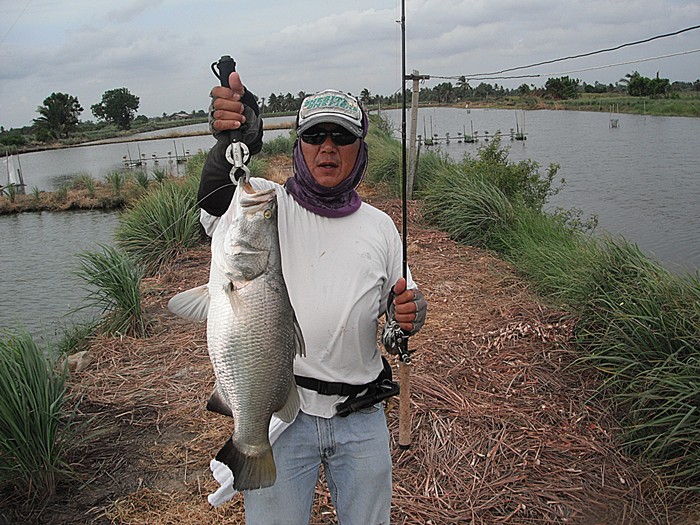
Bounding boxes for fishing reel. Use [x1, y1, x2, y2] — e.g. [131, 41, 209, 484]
[382, 290, 412, 364]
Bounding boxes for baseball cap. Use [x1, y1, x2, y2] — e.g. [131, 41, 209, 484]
[297, 90, 365, 138]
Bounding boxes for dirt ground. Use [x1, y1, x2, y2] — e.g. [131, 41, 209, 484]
[2, 179, 699, 524]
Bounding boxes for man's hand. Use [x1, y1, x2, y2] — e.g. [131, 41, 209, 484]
[210, 72, 248, 132]
[391, 278, 427, 334]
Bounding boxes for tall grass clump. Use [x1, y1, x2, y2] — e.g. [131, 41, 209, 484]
[422, 164, 514, 247]
[70, 173, 96, 197]
[54, 184, 68, 203]
[492, 205, 602, 307]
[571, 241, 700, 487]
[247, 156, 269, 179]
[0, 330, 78, 500]
[74, 245, 148, 337]
[115, 178, 200, 276]
[151, 167, 169, 184]
[106, 171, 126, 196]
[54, 320, 99, 356]
[365, 120, 402, 194]
[133, 169, 150, 189]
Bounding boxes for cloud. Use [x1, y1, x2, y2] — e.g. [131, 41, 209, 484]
[1, 0, 699, 129]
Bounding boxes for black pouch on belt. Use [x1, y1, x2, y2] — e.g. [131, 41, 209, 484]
[334, 357, 400, 417]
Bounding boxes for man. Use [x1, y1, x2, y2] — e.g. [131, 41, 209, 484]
[198, 72, 427, 525]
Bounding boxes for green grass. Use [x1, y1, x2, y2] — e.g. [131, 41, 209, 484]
[261, 133, 295, 156]
[557, 93, 700, 117]
[105, 171, 126, 196]
[0, 330, 83, 501]
[53, 320, 100, 356]
[422, 165, 514, 247]
[74, 245, 148, 337]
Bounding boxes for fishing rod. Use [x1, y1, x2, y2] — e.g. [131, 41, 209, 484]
[398, 0, 412, 451]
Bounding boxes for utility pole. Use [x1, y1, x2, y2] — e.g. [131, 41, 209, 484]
[406, 70, 429, 199]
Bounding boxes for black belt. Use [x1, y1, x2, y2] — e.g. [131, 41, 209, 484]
[294, 357, 393, 397]
[293, 375, 376, 396]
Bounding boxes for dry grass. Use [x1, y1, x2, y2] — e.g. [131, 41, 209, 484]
[3, 172, 698, 525]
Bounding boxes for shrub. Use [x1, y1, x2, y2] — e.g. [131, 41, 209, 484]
[462, 135, 562, 211]
[74, 245, 148, 337]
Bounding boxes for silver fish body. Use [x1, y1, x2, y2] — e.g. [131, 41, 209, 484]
[169, 183, 303, 491]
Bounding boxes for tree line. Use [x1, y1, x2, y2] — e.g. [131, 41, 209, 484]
[2, 71, 699, 147]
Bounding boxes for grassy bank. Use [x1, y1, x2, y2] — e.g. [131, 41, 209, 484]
[451, 92, 700, 117]
[363, 118, 700, 488]
[0, 135, 292, 215]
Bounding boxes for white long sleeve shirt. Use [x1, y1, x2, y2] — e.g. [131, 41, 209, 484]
[201, 177, 415, 418]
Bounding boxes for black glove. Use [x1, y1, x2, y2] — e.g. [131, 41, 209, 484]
[198, 88, 264, 217]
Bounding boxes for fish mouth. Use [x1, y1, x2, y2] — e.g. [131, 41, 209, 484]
[238, 187, 276, 210]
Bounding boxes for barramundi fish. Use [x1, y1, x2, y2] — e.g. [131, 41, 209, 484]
[168, 181, 304, 491]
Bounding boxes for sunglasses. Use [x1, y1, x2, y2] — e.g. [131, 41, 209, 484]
[300, 127, 358, 146]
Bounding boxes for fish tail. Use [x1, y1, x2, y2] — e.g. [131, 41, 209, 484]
[215, 438, 276, 491]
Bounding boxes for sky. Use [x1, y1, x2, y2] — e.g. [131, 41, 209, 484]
[1, 0, 699, 130]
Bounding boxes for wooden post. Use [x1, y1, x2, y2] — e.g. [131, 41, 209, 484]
[406, 70, 429, 200]
[407, 70, 420, 200]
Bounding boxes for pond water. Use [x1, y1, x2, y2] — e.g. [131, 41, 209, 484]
[0, 210, 119, 341]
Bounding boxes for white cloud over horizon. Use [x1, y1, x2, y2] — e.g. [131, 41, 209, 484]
[1, 0, 698, 129]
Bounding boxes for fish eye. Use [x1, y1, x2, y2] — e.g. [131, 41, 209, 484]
[263, 209, 272, 220]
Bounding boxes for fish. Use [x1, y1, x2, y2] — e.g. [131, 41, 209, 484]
[168, 181, 304, 491]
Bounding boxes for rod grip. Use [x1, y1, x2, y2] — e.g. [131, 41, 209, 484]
[398, 360, 411, 449]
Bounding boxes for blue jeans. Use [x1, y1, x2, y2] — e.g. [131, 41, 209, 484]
[243, 406, 392, 525]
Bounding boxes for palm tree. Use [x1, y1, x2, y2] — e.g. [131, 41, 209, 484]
[360, 88, 372, 105]
[33, 92, 83, 140]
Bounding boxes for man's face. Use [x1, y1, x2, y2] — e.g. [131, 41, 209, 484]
[299, 124, 361, 188]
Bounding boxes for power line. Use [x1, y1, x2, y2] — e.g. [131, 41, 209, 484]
[0, 0, 32, 48]
[430, 48, 700, 82]
[422, 24, 700, 83]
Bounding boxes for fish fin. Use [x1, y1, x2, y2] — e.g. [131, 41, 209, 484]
[224, 281, 245, 315]
[206, 385, 233, 418]
[274, 383, 300, 423]
[293, 315, 306, 357]
[168, 285, 210, 321]
[216, 438, 276, 491]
